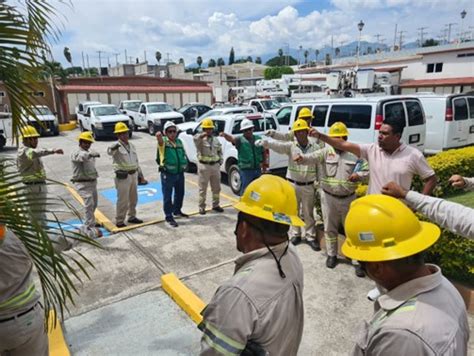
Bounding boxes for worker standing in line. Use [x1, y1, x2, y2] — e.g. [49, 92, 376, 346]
[221, 118, 268, 195]
[71, 132, 102, 238]
[194, 118, 224, 215]
[199, 175, 304, 355]
[156, 121, 188, 227]
[107, 122, 143, 228]
[449, 174, 474, 190]
[16, 125, 63, 222]
[257, 119, 321, 251]
[0, 225, 48, 356]
[295, 122, 368, 276]
[343, 195, 469, 355]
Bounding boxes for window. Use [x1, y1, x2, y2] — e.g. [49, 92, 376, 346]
[0, 92, 5, 97]
[384, 102, 406, 128]
[275, 106, 292, 125]
[232, 117, 278, 134]
[453, 98, 468, 121]
[32, 91, 45, 97]
[426, 62, 443, 73]
[468, 98, 474, 119]
[457, 53, 474, 58]
[426, 63, 434, 73]
[435, 63, 443, 72]
[405, 101, 424, 126]
[140, 105, 146, 114]
[328, 105, 372, 129]
[312, 106, 328, 127]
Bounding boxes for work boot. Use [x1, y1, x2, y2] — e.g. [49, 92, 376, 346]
[306, 239, 321, 252]
[166, 217, 178, 227]
[128, 217, 143, 224]
[326, 256, 338, 269]
[354, 265, 365, 278]
[212, 206, 224, 213]
[138, 177, 148, 185]
[291, 236, 303, 246]
[174, 211, 189, 218]
[199, 208, 206, 215]
[116, 222, 126, 228]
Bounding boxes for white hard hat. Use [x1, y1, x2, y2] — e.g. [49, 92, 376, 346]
[164, 121, 177, 132]
[240, 119, 254, 131]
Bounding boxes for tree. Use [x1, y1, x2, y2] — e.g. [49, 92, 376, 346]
[264, 66, 294, 80]
[335, 48, 341, 57]
[0, 0, 96, 324]
[208, 58, 216, 67]
[155, 51, 162, 64]
[229, 47, 235, 65]
[265, 55, 297, 67]
[304, 50, 309, 64]
[217, 57, 225, 66]
[246, 56, 253, 63]
[196, 56, 203, 70]
[423, 39, 439, 47]
[278, 48, 283, 65]
[255, 57, 262, 64]
[179, 58, 185, 65]
[325, 53, 332, 65]
[63, 47, 72, 67]
[315, 49, 320, 61]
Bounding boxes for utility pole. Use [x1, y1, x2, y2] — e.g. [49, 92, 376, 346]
[374, 33, 383, 44]
[86, 54, 90, 72]
[113, 52, 119, 66]
[446, 23, 457, 44]
[393, 23, 398, 51]
[144, 50, 147, 62]
[96, 50, 102, 76]
[124, 49, 128, 64]
[398, 30, 406, 50]
[81, 51, 86, 76]
[165, 52, 170, 64]
[417, 27, 428, 47]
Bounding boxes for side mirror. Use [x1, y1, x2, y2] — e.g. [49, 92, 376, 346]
[186, 128, 193, 135]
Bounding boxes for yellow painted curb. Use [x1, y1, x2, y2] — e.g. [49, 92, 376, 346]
[161, 273, 206, 324]
[59, 122, 77, 132]
[48, 311, 70, 356]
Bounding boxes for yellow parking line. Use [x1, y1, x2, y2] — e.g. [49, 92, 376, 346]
[48, 311, 70, 356]
[185, 178, 239, 203]
[161, 273, 206, 324]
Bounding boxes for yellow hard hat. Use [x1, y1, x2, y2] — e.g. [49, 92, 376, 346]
[114, 122, 129, 134]
[78, 131, 95, 143]
[21, 125, 40, 139]
[342, 195, 440, 262]
[329, 122, 349, 137]
[292, 119, 310, 132]
[297, 107, 313, 119]
[201, 118, 215, 129]
[234, 175, 304, 227]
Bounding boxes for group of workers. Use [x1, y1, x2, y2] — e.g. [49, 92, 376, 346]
[2, 111, 474, 355]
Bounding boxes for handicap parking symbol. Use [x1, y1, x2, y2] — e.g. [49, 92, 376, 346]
[100, 181, 163, 205]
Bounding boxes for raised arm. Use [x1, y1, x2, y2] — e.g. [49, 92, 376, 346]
[309, 129, 361, 157]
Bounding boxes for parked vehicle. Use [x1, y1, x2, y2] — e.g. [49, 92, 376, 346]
[76, 101, 101, 130]
[178, 103, 212, 122]
[271, 95, 292, 104]
[21, 105, 59, 136]
[248, 99, 281, 114]
[79, 104, 131, 140]
[196, 106, 256, 121]
[135, 102, 185, 135]
[0, 109, 12, 149]
[408, 93, 474, 154]
[275, 96, 427, 151]
[118, 100, 142, 129]
[178, 113, 287, 194]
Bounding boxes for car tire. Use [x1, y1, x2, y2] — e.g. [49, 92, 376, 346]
[0, 135, 6, 150]
[128, 129, 133, 139]
[227, 164, 241, 195]
[79, 121, 85, 132]
[131, 118, 138, 131]
[53, 127, 60, 136]
[148, 121, 156, 136]
[92, 126, 101, 140]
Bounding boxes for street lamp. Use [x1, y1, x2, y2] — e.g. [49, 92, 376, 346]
[356, 20, 365, 68]
[461, 9, 467, 42]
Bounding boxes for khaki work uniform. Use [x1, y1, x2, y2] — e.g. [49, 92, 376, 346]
[17, 144, 57, 221]
[107, 140, 139, 225]
[263, 138, 321, 241]
[199, 242, 304, 355]
[352, 265, 469, 355]
[301, 147, 368, 257]
[0, 230, 48, 356]
[194, 134, 223, 210]
[71, 148, 99, 237]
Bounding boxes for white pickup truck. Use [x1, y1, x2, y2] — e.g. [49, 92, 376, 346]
[118, 100, 142, 130]
[135, 102, 185, 135]
[79, 104, 132, 140]
[76, 101, 102, 130]
[178, 113, 287, 194]
[21, 105, 59, 136]
[248, 99, 282, 114]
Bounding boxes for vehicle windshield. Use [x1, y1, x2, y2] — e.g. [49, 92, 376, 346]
[32, 107, 53, 115]
[92, 106, 120, 116]
[273, 96, 291, 104]
[261, 100, 281, 110]
[124, 102, 141, 111]
[147, 104, 173, 113]
[178, 105, 191, 113]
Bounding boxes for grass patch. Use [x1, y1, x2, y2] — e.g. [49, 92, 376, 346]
[445, 190, 474, 208]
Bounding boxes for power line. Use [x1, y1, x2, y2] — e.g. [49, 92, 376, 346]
[417, 27, 428, 47]
[398, 30, 407, 50]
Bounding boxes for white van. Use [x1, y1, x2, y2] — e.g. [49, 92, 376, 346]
[275, 96, 426, 151]
[408, 93, 474, 154]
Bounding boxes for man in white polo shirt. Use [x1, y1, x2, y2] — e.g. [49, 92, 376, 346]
[310, 117, 437, 195]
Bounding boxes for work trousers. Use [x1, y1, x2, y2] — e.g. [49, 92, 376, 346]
[0, 304, 48, 356]
[161, 171, 185, 219]
[240, 168, 261, 196]
[321, 190, 358, 264]
[24, 183, 47, 223]
[74, 181, 98, 230]
[115, 172, 138, 225]
[198, 163, 221, 209]
[291, 183, 316, 240]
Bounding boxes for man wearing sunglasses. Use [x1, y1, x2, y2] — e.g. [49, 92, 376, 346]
[343, 195, 468, 355]
[156, 121, 188, 227]
[199, 175, 305, 355]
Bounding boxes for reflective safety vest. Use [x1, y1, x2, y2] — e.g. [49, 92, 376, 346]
[238, 135, 263, 170]
[157, 137, 188, 174]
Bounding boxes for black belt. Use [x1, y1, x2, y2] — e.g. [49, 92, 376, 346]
[24, 181, 46, 185]
[199, 160, 219, 165]
[287, 178, 315, 186]
[72, 179, 97, 183]
[0, 303, 38, 323]
[323, 189, 355, 199]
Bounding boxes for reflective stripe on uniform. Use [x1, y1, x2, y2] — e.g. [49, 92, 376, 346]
[0, 283, 36, 311]
[201, 321, 246, 355]
[370, 297, 417, 333]
[321, 177, 357, 187]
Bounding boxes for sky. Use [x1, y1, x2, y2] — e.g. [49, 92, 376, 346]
[49, 0, 474, 68]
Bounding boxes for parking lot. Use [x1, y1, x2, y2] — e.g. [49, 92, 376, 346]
[2, 128, 473, 355]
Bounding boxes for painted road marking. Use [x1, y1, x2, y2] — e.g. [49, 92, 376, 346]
[48, 219, 110, 237]
[48, 311, 70, 356]
[100, 181, 163, 205]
